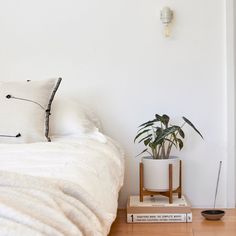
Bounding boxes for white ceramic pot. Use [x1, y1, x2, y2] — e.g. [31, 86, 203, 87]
[142, 156, 180, 191]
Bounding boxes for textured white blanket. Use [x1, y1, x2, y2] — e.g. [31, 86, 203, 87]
[0, 172, 108, 235]
[0, 136, 124, 236]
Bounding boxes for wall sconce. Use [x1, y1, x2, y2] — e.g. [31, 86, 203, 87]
[160, 7, 174, 37]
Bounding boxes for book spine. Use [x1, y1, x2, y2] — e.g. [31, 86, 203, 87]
[127, 213, 192, 223]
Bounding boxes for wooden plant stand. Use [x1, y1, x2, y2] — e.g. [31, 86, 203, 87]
[139, 160, 182, 204]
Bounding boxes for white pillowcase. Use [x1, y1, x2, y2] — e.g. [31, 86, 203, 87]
[0, 78, 61, 143]
[50, 98, 106, 142]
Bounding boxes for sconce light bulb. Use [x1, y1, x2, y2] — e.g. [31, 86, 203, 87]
[160, 6, 173, 38]
[164, 25, 171, 37]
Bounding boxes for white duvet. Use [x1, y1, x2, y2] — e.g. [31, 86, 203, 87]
[0, 135, 124, 236]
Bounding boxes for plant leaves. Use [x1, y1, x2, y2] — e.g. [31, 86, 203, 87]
[138, 119, 156, 128]
[165, 138, 177, 148]
[182, 117, 204, 139]
[161, 114, 170, 127]
[154, 126, 179, 144]
[153, 137, 164, 146]
[134, 129, 151, 143]
[171, 132, 178, 145]
[137, 123, 153, 133]
[138, 134, 152, 144]
[154, 128, 165, 145]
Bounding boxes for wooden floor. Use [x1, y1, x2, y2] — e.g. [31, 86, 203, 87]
[109, 209, 236, 236]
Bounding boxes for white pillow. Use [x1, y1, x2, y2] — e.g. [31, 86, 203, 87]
[50, 98, 103, 138]
[0, 78, 61, 143]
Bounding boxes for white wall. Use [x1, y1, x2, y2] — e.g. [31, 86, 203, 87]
[0, 0, 230, 208]
[226, 0, 236, 208]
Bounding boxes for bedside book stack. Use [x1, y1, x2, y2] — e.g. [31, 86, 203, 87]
[127, 194, 192, 223]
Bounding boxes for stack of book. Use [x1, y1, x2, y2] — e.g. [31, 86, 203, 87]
[127, 194, 192, 223]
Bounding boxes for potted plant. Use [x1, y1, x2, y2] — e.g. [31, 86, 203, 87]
[134, 114, 203, 192]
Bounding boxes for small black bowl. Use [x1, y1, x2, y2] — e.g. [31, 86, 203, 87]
[201, 209, 225, 220]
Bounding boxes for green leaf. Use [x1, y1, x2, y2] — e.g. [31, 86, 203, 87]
[153, 138, 164, 146]
[138, 134, 152, 144]
[136, 148, 148, 157]
[149, 142, 156, 149]
[182, 117, 204, 139]
[155, 114, 162, 121]
[179, 128, 185, 138]
[154, 128, 165, 145]
[161, 114, 170, 127]
[155, 127, 163, 136]
[171, 132, 178, 145]
[153, 126, 162, 133]
[144, 138, 152, 146]
[177, 138, 184, 150]
[137, 123, 153, 133]
[165, 138, 177, 148]
[138, 119, 156, 128]
[134, 129, 151, 143]
[154, 126, 179, 144]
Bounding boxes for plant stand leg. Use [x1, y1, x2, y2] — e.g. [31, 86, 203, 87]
[178, 160, 182, 198]
[139, 162, 144, 202]
[169, 164, 173, 204]
[139, 160, 182, 203]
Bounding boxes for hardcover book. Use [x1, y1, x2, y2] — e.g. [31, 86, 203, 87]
[127, 194, 192, 223]
[127, 212, 192, 223]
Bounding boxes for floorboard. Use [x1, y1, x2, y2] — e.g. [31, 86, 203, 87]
[109, 209, 236, 236]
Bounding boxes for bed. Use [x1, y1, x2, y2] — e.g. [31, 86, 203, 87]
[0, 78, 124, 236]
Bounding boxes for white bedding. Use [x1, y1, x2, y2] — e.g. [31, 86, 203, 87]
[0, 135, 124, 235]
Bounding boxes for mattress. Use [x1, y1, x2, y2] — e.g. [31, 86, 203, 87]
[0, 135, 124, 235]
